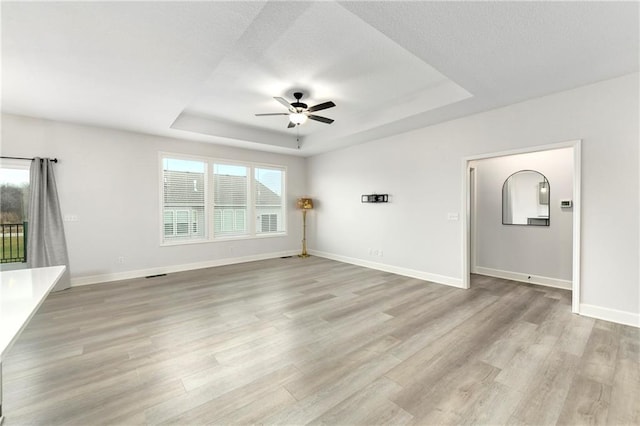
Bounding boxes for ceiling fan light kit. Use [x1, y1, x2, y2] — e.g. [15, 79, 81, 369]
[255, 91, 335, 128]
[289, 112, 308, 125]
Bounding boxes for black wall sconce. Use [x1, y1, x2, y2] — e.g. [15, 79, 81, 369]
[361, 194, 388, 203]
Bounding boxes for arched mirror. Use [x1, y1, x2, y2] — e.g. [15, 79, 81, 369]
[502, 170, 550, 226]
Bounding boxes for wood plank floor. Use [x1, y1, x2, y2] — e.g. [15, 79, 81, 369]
[3, 257, 639, 425]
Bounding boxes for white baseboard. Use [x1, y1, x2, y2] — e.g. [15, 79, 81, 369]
[70, 250, 300, 287]
[474, 266, 572, 290]
[580, 304, 640, 328]
[309, 250, 464, 288]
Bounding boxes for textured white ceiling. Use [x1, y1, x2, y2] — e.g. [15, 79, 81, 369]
[2, 1, 638, 156]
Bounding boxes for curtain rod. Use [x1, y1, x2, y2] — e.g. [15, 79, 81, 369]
[0, 156, 58, 163]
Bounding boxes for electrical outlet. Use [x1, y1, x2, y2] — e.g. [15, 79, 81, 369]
[116, 256, 125, 264]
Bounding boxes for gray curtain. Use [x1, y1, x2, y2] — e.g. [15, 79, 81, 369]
[27, 158, 70, 291]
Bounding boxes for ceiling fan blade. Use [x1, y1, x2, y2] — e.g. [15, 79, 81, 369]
[274, 97, 295, 112]
[255, 113, 289, 116]
[308, 101, 335, 113]
[287, 121, 296, 128]
[308, 114, 334, 124]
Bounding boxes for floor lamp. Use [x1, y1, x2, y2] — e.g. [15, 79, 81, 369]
[297, 197, 313, 258]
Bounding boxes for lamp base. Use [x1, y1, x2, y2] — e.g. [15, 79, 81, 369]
[299, 209, 310, 258]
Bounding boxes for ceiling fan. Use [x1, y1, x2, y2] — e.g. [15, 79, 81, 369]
[255, 92, 335, 128]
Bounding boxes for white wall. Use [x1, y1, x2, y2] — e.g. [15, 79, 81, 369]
[1, 73, 637, 326]
[472, 148, 573, 286]
[308, 73, 639, 325]
[0, 114, 307, 284]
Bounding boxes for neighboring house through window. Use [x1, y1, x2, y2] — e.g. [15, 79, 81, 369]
[162, 158, 206, 242]
[260, 214, 278, 233]
[255, 167, 284, 234]
[160, 154, 286, 244]
[213, 164, 248, 237]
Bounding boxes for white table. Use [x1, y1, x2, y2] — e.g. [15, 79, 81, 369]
[0, 265, 66, 424]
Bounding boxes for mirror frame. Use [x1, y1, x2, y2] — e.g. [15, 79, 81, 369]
[502, 169, 550, 226]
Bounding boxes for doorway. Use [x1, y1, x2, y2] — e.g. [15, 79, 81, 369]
[462, 140, 581, 313]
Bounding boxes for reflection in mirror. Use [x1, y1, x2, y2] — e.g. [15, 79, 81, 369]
[502, 170, 550, 226]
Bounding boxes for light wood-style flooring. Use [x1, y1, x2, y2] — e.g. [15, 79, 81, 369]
[3, 257, 639, 425]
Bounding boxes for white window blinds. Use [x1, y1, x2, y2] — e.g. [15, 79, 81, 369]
[213, 163, 248, 237]
[162, 157, 206, 242]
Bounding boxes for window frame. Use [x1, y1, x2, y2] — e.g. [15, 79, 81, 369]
[254, 165, 286, 236]
[159, 152, 287, 246]
[159, 153, 208, 245]
[212, 161, 251, 239]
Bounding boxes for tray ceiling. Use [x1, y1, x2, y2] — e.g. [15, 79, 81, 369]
[2, 1, 638, 156]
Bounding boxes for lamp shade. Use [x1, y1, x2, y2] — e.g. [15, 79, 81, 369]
[297, 197, 314, 209]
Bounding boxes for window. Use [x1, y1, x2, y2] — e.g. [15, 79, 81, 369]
[160, 154, 286, 244]
[260, 214, 278, 232]
[0, 161, 30, 263]
[213, 163, 248, 237]
[162, 157, 206, 242]
[175, 210, 190, 235]
[163, 209, 202, 238]
[255, 167, 284, 234]
[163, 211, 175, 236]
[191, 210, 199, 233]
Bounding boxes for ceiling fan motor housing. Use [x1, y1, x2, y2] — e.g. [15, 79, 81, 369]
[291, 92, 307, 110]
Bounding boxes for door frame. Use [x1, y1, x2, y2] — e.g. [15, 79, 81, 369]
[461, 139, 581, 313]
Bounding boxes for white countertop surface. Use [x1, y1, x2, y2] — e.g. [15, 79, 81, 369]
[0, 265, 66, 359]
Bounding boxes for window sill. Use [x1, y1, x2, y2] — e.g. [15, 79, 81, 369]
[160, 232, 288, 247]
